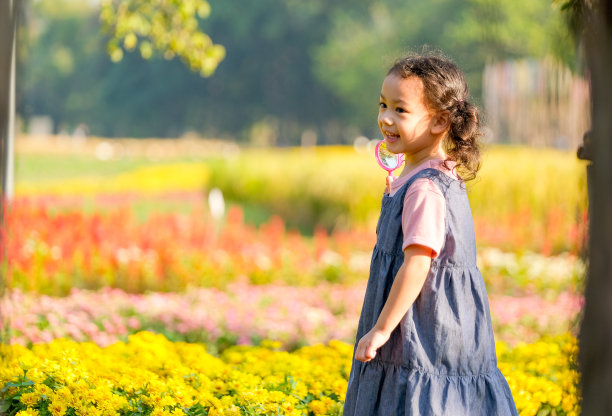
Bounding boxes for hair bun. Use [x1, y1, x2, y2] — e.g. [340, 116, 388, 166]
[455, 99, 467, 111]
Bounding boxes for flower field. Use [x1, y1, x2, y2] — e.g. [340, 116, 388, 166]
[1, 332, 579, 416]
[3, 198, 584, 296]
[3, 282, 582, 351]
[14, 137, 587, 253]
[1, 138, 586, 415]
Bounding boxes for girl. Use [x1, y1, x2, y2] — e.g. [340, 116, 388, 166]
[343, 53, 518, 415]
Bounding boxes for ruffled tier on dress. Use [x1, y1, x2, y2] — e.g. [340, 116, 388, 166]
[345, 359, 517, 416]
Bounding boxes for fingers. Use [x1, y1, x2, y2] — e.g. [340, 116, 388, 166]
[365, 345, 377, 360]
[355, 349, 373, 362]
[355, 339, 377, 362]
[355, 329, 391, 362]
[385, 174, 394, 193]
[386, 174, 394, 187]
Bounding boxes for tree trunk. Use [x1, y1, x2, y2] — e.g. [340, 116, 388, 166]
[0, 0, 17, 345]
[0, 2, 15, 195]
[579, 0, 612, 414]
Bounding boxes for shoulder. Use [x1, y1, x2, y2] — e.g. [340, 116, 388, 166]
[407, 160, 458, 189]
[400, 179, 447, 257]
[401, 178, 446, 221]
[405, 177, 444, 200]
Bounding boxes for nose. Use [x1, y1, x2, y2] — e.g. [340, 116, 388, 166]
[379, 109, 393, 126]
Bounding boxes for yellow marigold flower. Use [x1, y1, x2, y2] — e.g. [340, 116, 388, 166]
[547, 389, 562, 407]
[220, 395, 237, 407]
[20, 392, 41, 407]
[282, 399, 298, 413]
[24, 368, 46, 384]
[308, 399, 328, 415]
[17, 354, 39, 371]
[211, 379, 228, 395]
[1, 332, 581, 416]
[326, 401, 345, 415]
[309, 380, 325, 396]
[48, 399, 67, 416]
[562, 395, 576, 411]
[82, 406, 104, 416]
[218, 404, 242, 415]
[72, 403, 91, 415]
[260, 340, 283, 350]
[159, 395, 176, 408]
[329, 339, 353, 354]
[16, 409, 40, 416]
[532, 390, 546, 404]
[54, 386, 73, 402]
[33, 383, 53, 398]
[331, 378, 348, 396]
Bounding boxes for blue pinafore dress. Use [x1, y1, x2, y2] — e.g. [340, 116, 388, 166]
[344, 168, 518, 416]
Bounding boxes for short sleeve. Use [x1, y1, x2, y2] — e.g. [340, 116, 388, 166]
[401, 178, 446, 257]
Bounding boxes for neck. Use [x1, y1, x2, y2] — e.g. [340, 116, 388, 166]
[398, 150, 446, 178]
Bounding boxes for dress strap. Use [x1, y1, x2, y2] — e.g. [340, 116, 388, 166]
[392, 168, 452, 200]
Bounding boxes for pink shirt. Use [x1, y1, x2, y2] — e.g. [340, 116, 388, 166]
[388, 159, 458, 258]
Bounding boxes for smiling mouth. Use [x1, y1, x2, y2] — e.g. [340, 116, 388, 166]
[383, 131, 400, 143]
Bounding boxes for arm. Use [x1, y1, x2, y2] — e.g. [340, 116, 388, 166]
[354, 244, 431, 362]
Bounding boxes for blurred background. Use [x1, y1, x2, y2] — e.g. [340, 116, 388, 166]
[17, 0, 587, 145]
[1, 0, 589, 415]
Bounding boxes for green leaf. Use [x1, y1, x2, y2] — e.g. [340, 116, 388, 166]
[536, 406, 552, 416]
[100, 0, 223, 76]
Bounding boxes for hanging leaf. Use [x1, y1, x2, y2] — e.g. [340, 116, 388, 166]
[99, 0, 225, 76]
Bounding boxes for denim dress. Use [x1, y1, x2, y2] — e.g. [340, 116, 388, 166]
[343, 168, 518, 416]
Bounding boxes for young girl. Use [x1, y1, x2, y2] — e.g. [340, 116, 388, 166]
[343, 53, 518, 415]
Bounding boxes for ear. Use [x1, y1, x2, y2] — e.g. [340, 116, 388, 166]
[430, 110, 450, 135]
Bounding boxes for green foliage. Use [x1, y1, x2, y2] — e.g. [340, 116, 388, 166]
[314, 0, 578, 132]
[18, 0, 578, 140]
[313, 0, 446, 132]
[195, 0, 348, 143]
[18, 2, 105, 132]
[19, 1, 210, 137]
[19, 0, 346, 139]
[444, 0, 578, 72]
[99, 0, 225, 77]
[31, 0, 94, 17]
[558, 0, 595, 37]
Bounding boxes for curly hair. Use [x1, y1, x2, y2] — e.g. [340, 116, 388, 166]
[387, 52, 482, 181]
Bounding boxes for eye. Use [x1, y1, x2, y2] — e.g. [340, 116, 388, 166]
[379, 102, 387, 109]
[395, 107, 406, 113]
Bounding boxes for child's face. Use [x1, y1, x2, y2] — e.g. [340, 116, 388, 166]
[378, 74, 442, 159]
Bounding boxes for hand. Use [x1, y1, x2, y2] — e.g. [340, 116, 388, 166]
[355, 328, 390, 362]
[385, 174, 394, 193]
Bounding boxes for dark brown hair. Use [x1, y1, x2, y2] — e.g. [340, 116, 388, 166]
[387, 52, 481, 181]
